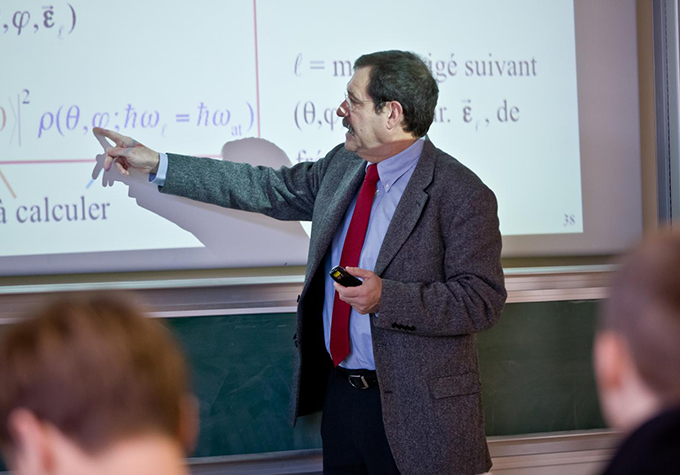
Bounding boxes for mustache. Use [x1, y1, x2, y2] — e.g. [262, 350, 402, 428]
[343, 118, 350, 129]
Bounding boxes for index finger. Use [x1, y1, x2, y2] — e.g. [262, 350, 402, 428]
[334, 282, 362, 297]
[93, 127, 131, 147]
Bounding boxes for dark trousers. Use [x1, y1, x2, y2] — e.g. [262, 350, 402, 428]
[321, 367, 401, 475]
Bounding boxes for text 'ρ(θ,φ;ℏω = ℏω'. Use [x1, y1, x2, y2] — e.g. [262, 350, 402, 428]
[29, 102, 255, 144]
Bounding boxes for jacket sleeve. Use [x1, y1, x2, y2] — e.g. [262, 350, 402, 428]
[374, 185, 506, 337]
[157, 146, 339, 221]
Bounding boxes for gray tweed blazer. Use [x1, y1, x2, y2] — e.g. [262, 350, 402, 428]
[160, 139, 506, 475]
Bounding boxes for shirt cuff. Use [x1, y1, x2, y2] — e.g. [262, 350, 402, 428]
[149, 152, 168, 186]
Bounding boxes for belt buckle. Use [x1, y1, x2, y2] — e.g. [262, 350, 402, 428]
[348, 374, 369, 390]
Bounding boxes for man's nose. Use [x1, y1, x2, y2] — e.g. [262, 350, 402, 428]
[337, 101, 349, 117]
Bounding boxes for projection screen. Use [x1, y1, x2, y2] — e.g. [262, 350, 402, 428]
[0, 0, 642, 275]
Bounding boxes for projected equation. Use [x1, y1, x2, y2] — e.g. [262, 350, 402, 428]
[36, 102, 255, 139]
[1, 3, 77, 38]
[0, 94, 255, 146]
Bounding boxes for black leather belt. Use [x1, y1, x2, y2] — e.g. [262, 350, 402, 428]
[336, 367, 378, 390]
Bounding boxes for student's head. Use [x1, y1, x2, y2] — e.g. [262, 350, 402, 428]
[595, 232, 680, 431]
[0, 293, 197, 475]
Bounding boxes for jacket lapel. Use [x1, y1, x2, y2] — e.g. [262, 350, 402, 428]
[374, 140, 436, 277]
[304, 157, 366, 287]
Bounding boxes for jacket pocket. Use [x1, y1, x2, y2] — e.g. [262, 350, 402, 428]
[428, 372, 481, 399]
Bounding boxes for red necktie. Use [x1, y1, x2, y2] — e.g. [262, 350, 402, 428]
[330, 164, 380, 366]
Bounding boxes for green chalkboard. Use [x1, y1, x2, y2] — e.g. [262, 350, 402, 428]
[0, 300, 606, 470]
[164, 300, 606, 458]
[164, 313, 322, 458]
[478, 300, 605, 435]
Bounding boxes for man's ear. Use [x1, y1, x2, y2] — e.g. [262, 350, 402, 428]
[385, 101, 405, 131]
[7, 409, 55, 474]
[594, 331, 626, 393]
[178, 395, 200, 454]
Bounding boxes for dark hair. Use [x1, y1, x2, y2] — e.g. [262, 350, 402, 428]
[602, 232, 680, 402]
[0, 293, 190, 454]
[354, 50, 439, 138]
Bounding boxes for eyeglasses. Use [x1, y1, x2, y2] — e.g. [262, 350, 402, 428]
[343, 92, 371, 112]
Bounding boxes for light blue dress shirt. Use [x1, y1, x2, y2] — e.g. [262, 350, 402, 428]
[323, 139, 423, 370]
[151, 140, 425, 370]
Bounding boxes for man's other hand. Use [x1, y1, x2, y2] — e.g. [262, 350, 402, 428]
[334, 267, 382, 314]
[93, 127, 160, 176]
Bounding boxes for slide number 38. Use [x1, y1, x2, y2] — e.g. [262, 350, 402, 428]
[563, 214, 576, 227]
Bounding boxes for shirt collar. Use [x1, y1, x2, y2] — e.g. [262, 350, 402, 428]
[371, 138, 424, 191]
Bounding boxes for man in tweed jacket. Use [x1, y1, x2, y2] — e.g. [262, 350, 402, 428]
[98, 50, 506, 475]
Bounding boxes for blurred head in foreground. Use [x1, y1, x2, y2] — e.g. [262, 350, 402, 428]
[597, 232, 680, 430]
[0, 294, 197, 475]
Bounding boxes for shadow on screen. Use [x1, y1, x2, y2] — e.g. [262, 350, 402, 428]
[91, 138, 310, 260]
